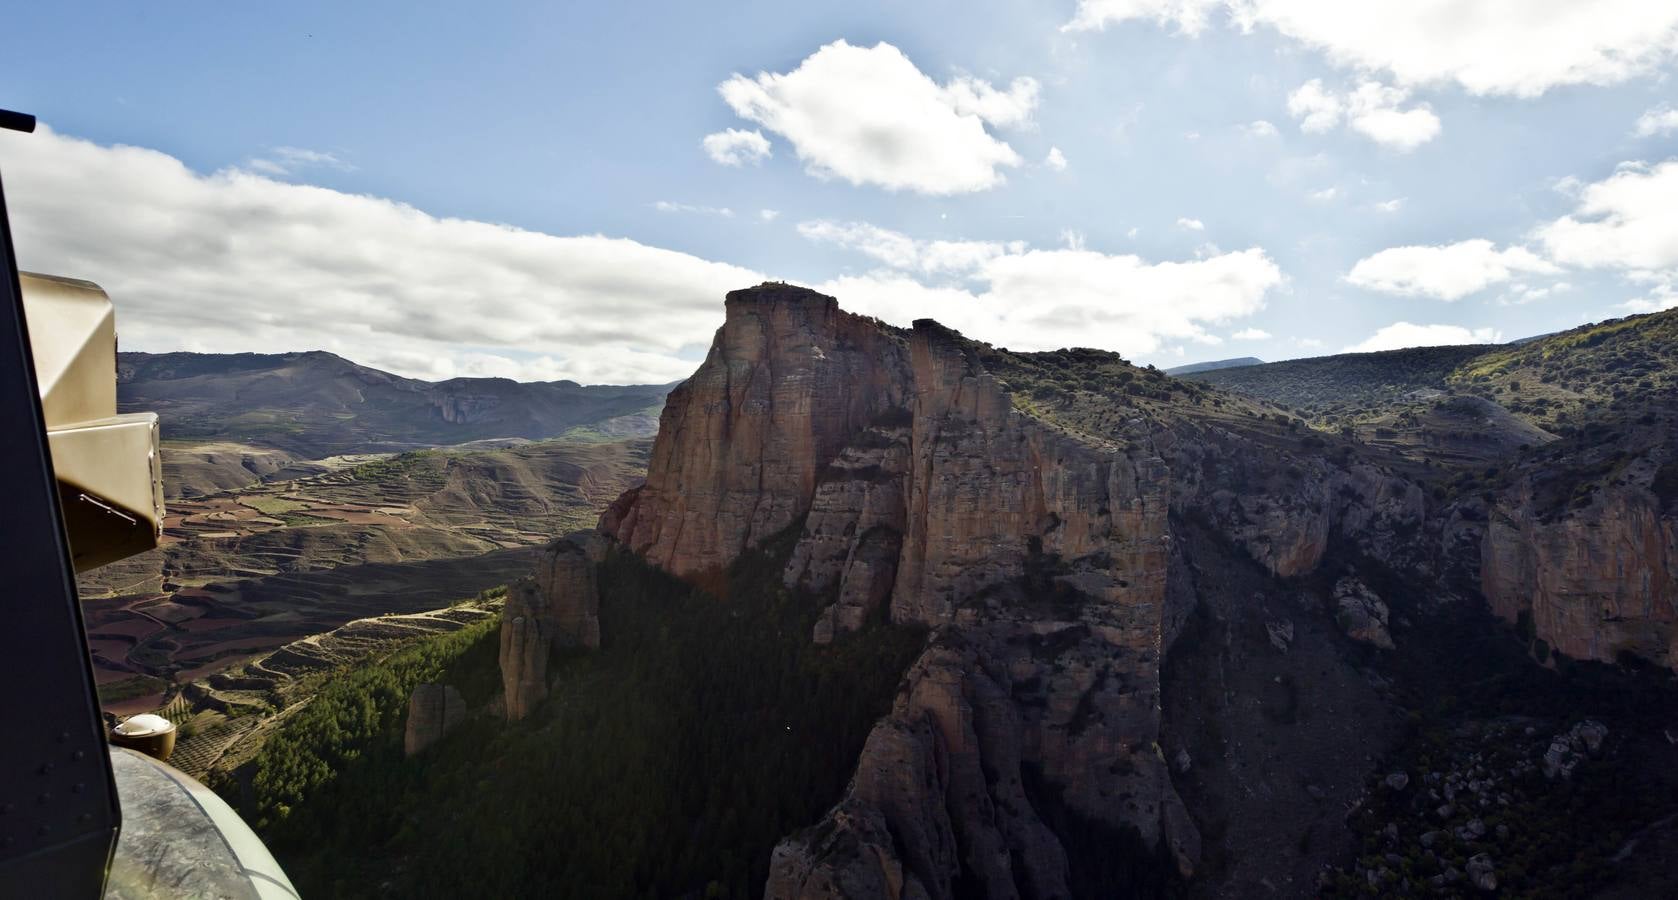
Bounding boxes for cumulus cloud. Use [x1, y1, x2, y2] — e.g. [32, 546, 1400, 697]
[1286, 80, 1344, 134]
[1536, 160, 1678, 273]
[1634, 105, 1678, 137]
[1232, 327, 1271, 339]
[1243, 119, 1280, 138]
[1345, 322, 1504, 353]
[1177, 217, 1205, 231]
[1287, 79, 1440, 150]
[805, 222, 1284, 357]
[1068, 1, 1678, 97]
[758, 209, 780, 222]
[1308, 187, 1338, 201]
[701, 128, 772, 166]
[716, 40, 1034, 194]
[1346, 239, 1558, 300]
[943, 74, 1042, 129]
[0, 126, 761, 384]
[1044, 146, 1069, 170]
[1374, 198, 1405, 213]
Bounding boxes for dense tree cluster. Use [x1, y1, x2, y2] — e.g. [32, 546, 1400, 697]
[234, 526, 925, 898]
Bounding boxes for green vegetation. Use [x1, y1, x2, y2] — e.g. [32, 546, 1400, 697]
[228, 614, 503, 835]
[240, 525, 925, 898]
[1179, 345, 1493, 426]
[1449, 310, 1678, 431]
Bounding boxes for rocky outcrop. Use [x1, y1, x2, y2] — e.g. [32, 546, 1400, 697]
[499, 579, 550, 722]
[1482, 445, 1677, 667]
[534, 533, 604, 650]
[404, 683, 465, 756]
[605, 289, 1207, 897]
[602, 284, 911, 577]
[1334, 576, 1395, 649]
[499, 532, 604, 720]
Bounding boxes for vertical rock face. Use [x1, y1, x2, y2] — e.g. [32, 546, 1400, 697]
[602, 284, 911, 577]
[499, 532, 605, 720]
[404, 683, 466, 756]
[535, 533, 604, 650]
[605, 287, 1200, 897]
[499, 578, 550, 722]
[1482, 449, 1677, 667]
[601, 284, 1444, 897]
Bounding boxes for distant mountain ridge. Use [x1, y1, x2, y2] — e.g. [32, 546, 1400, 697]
[1163, 356, 1263, 376]
[117, 350, 672, 457]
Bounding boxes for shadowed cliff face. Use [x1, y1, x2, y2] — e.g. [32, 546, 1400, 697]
[600, 284, 1439, 897]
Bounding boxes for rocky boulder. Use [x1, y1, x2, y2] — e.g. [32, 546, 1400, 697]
[1333, 576, 1395, 649]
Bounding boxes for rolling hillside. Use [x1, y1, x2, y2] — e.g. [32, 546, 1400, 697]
[119, 350, 672, 457]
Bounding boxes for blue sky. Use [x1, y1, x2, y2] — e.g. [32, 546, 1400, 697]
[3, 1, 1677, 383]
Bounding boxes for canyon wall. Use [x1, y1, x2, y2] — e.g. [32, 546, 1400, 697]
[1482, 444, 1677, 668]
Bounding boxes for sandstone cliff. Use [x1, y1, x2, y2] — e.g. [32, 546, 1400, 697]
[499, 532, 604, 720]
[404, 682, 466, 756]
[599, 285, 1406, 896]
[1481, 435, 1677, 667]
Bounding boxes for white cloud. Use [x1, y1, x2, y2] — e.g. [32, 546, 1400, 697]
[1069, 1, 1678, 97]
[1634, 105, 1678, 137]
[1374, 198, 1405, 213]
[0, 126, 761, 384]
[716, 40, 1034, 194]
[1345, 322, 1504, 353]
[943, 75, 1042, 129]
[244, 146, 353, 177]
[701, 128, 772, 166]
[1044, 146, 1069, 170]
[1621, 284, 1678, 313]
[1286, 79, 1344, 133]
[1309, 187, 1338, 201]
[1287, 79, 1440, 150]
[804, 221, 1284, 357]
[1177, 217, 1205, 231]
[797, 220, 1024, 276]
[1295, 337, 1324, 348]
[816, 244, 1282, 357]
[1346, 239, 1558, 300]
[759, 209, 780, 222]
[654, 200, 734, 217]
[1344, 82, 1441, 150]
[1537, 160, 1678, 272]
[1499, 281, 1571, 305]
[1243, 119, 1280, 138]
[1232, 327, 1271, 339]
